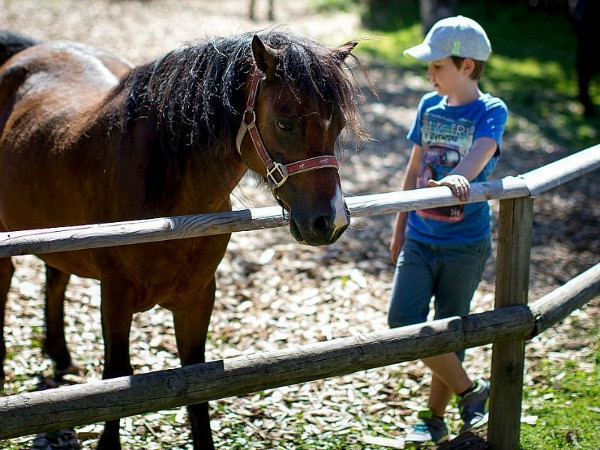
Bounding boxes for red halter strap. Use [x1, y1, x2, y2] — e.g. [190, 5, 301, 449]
[235, 70, 339, 189]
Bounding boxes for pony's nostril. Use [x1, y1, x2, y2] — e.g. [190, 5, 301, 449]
[313, 215, 331, 234]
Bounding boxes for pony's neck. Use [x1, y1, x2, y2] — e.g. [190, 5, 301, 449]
[171, 151, 248, 215]
[116, 42, 252, 215]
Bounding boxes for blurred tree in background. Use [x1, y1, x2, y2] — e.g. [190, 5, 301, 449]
[358, 0, 575, 30]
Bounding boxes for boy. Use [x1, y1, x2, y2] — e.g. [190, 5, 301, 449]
[388, 16, 508, 447]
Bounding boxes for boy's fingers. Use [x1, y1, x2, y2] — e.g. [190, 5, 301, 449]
[428, 178, 470, 201]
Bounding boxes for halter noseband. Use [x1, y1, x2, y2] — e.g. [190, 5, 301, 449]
[235, 70, 340, 189]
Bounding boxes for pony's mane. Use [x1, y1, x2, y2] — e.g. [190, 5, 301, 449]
[117, 29, 367, 205]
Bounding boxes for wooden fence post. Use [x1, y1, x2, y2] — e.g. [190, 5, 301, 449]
[488, 197, 534, 449]
[488, 198, 533, 450]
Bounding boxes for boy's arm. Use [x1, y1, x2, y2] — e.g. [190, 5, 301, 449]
[390, 144, 422, 264]
[427, 136, 498, 202]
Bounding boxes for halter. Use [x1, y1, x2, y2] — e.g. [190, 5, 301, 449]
[235, 70, 340, 189]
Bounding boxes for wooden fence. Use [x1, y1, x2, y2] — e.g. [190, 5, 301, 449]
[0, 144, 599, 449]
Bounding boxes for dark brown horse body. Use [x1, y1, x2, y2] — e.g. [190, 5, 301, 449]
[0, 30, 365, 448]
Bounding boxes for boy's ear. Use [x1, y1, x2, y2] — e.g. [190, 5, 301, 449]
[462, 57, 476, 76]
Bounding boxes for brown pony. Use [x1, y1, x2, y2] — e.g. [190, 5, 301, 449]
[0, 29, 367, 448]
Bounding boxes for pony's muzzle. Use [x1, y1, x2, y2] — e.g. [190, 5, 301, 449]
[288, 191, 350, 246]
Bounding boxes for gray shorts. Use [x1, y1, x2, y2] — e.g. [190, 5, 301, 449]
[388, 238, 491, 359]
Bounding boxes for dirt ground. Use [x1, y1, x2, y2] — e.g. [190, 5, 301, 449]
[1, 1, 598, 449]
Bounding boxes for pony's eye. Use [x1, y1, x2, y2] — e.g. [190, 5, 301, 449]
[276, 119, 294, 133]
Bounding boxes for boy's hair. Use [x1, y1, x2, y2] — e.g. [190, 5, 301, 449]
[450, 56, 486, 81]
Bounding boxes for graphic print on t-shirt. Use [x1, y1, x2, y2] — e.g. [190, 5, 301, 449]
[406, 92, 507, 244]
[417, 144, 464, 222]
[415, 109, 478, 223]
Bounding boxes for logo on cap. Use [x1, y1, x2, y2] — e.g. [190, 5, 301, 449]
[452, 41, 461, 55]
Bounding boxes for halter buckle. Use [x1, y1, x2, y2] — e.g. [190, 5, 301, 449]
[267, 162, 289, 188]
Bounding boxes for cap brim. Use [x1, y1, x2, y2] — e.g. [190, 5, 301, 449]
[403, 44, 448, 62]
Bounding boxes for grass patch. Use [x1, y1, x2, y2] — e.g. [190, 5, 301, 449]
[520, 329, 599, 449]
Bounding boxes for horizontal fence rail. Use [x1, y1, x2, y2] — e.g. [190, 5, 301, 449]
[0, 262, 598, 439]
[0, 144, 598, 258]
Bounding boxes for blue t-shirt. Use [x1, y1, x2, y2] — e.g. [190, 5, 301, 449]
[406, 91, 508, 245]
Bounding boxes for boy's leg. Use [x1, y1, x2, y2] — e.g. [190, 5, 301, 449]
[434, 239, 490, 321]
[434, 239, 491, 359]
[423, 353, 476, 423]
[431, 239, 492, 432]
[389, 240, 450, 446]
[403, 357, 461, 446]
[424, 355, 472, 415]
[388, 240, 448, 448]
[427, 373, 454, 417]
[387, 239, 433, 329]
[415, 241, 488, 417]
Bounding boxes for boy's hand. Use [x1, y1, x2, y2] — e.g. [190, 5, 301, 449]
[390, 234, 404, 265]
[428, 174, 471, 202]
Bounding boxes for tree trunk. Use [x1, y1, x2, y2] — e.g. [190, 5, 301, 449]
[419, 0, 458, 34]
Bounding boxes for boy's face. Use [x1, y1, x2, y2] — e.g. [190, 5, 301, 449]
[426, 57, 472, 96]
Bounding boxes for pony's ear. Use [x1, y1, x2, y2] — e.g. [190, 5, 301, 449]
[252, 35, 278, 75]
[332, 41, 358, 63]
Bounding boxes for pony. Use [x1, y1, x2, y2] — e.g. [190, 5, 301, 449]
[0, 28, 368, 448]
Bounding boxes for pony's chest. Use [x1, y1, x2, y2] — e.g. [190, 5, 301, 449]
[118, 237, 230, 312]
[136, 272, 209, 312]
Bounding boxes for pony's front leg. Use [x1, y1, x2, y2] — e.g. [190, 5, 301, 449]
[173, 278, 217, 450]
[97, 275, 135, 450]
[43, 264, 79, 378]
[0, 257, 15, 388]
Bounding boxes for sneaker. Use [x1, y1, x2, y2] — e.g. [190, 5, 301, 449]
[405, 409, 449, 447]
[458, 378, 490, 433]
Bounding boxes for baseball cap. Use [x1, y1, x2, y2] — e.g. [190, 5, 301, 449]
[404, 15, 491, 62]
